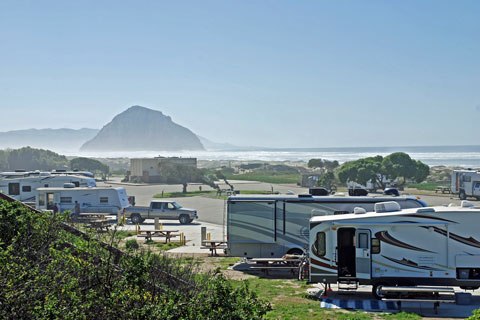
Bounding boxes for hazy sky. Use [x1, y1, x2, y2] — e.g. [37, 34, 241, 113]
[1, 1, 479, 148]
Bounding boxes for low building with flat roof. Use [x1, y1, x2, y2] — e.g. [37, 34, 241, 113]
[129, 157, 197, 183]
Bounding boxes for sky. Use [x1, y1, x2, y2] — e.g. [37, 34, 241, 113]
[1, 0, 479, 148]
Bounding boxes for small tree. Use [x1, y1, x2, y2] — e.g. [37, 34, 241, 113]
[71, 157, 110, 179]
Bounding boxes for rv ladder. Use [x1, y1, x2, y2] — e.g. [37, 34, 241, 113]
[337, 278, 358, 291]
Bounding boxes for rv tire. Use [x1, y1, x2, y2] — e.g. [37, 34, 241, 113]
[459, 190, 467, 200]
[131, 214, 143, 225]
[179, 215, 190, 225]
[287, 248, 304, 256]
[372, 283, 385, 300]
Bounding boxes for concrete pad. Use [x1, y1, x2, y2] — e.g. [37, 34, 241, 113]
[114, 218, 226, 255]
[308, 283, 480, 318]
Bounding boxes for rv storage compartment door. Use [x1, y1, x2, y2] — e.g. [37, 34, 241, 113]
[229, 201, 275, 243]
[355, 229, 371, 280]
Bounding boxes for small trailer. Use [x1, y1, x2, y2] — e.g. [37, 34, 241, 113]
[36, 186, 130, 214]
[308, 201, 480, 298]
[451, 169, 480, 200]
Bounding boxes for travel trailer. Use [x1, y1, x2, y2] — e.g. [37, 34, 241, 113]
[451, 169, 480, 200]
[226, 195, 427, 258]
[308, 201, 480, 298]
[0, 171, 97, 202]
[36, 186, 130, 214]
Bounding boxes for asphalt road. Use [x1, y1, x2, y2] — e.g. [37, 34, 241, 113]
[100, 179, 480, 226]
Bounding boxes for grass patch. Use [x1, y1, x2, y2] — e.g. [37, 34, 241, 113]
[154, 242, 183, 251]
[154, 190, 217, 198]
[154, 190, 278, 199]
[112, 230, 135, 240]
[406, 182, 449, 191]
[225, 172, 301, 184]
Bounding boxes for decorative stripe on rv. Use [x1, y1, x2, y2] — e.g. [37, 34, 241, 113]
[375, 231, 436, 253]
[382, 255, 444, 271]
[421, 226, 480, 248]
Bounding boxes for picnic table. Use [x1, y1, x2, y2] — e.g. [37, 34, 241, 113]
[87, 219, 111, 232]
[249, 257, 302, 275]
[435, 186, 451, 194]
[137, 230, 179, 243]
[201, 240, 227, 256]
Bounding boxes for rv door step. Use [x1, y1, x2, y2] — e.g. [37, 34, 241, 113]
[338, 279, 358, 291]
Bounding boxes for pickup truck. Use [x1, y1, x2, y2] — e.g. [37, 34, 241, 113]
[124, 200, 198, 224]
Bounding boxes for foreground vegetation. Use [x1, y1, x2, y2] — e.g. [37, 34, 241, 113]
[0, 200, 270, 319]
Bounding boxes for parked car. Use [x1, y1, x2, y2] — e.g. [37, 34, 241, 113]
[348, 188, 368, 196]
[383, 187, 400, 196]
[123, 200, 198, 224]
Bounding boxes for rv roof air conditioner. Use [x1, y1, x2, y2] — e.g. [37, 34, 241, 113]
[416, 207, 435, 214]
[461, 200, 475, 208]
[374, 201, 401, 213]
[63, 183, 76, 188]
[353, 207, 367, 214]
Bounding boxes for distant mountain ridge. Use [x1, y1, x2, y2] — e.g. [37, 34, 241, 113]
[80, 106, 204, 152]
[0, 128, 99, 152]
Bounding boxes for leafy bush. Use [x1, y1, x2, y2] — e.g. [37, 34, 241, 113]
[0, 199, 270, 319]
[125, 238, 139, 250]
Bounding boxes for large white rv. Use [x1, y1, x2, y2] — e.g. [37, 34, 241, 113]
[308, 201, 480, 297]
[451, 169, 480, 200]
[226, 195, 427, 258]
[36, 186, 129, 214]
[0, 171, 96, 202]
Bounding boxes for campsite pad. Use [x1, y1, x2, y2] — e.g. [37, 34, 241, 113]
[307, 284, 480, 318]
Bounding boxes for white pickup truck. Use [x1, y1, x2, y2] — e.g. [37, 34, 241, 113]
[124, 200, 198, 224]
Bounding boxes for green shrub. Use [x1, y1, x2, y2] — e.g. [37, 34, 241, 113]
[125, 239, 139, 250]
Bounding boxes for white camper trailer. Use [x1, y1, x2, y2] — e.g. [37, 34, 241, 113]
[308, 201, 480, 297]
[451, 169, 480, 200]
[0, 171, 96, 202]
[226, 195, 427, 258]
[36, 186, 129, 214]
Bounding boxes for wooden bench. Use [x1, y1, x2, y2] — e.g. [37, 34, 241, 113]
[380, 286, 455, 314]
[201, 240, 226, 256]
[137, 230, 179, 243]
[87, 219, 111, 232]
[435, 187, 451, 194]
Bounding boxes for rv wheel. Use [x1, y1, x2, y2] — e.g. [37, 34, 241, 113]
[287, 248, 304, 256]
[372, 284, 385, 300]
[131, 214, 143, 225]
[459, 190, 467, 200]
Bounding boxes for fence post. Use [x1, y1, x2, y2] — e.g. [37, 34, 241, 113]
[154, 217, 159, 230]
[201, 226, 206, 242]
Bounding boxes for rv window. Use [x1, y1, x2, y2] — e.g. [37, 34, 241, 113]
[22, 186, 32, 192]
[60, 197, 72, 204]
[44, 184, 49, 188]
[371, 238, 380, 254]
[8, 183, 20, 196]
[358, 233, 368, 249]
[100, 197, 108, 204]
[39, 194, 45, 206]
[73, 181, 80, 187]
[316, 232, 326, 256]
[334, 210, 349, 215]
[464, 176, 471, 182]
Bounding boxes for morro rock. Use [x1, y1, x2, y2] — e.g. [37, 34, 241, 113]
[80, 106, 204, 151]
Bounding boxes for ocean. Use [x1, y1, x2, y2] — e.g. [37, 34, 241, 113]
[74, 145, 480, 168]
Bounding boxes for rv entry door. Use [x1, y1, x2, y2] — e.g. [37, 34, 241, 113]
[355, 229, 371, 280]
